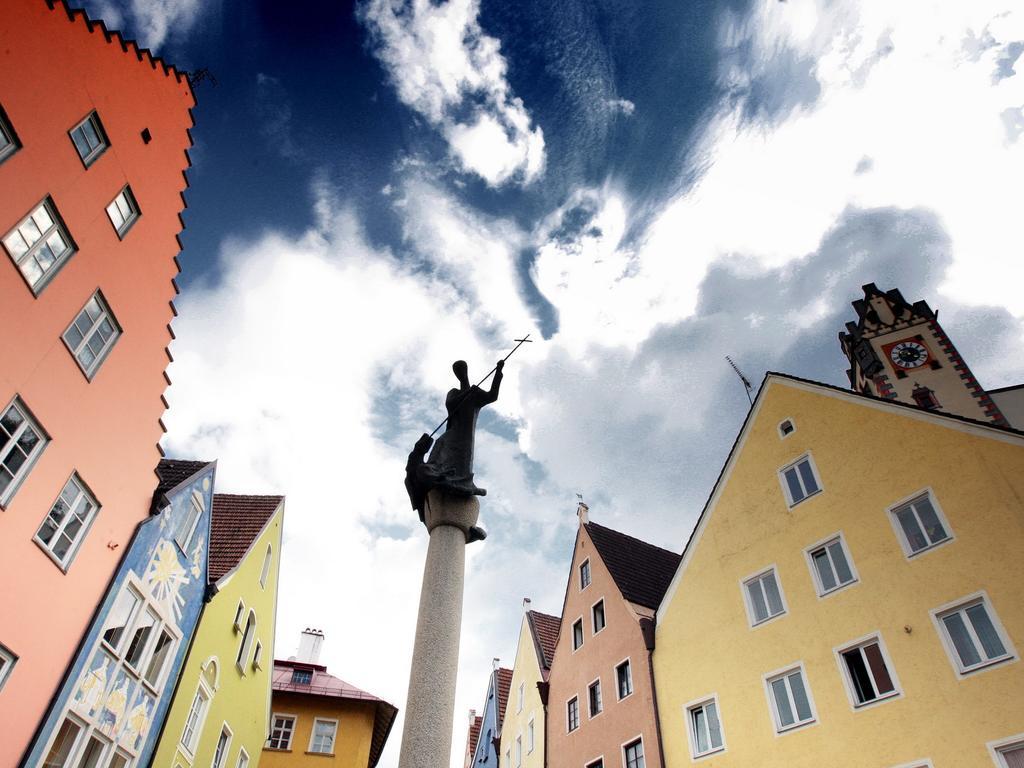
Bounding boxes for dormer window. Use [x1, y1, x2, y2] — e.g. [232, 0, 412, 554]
[912, 385, 940, 410]
[291, 668, 313, 685]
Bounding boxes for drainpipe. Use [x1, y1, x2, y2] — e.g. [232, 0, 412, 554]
[639, 617, 667, 768]
[537, 680, 550, 768]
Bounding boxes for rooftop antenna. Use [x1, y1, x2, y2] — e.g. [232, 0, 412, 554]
[187, 68, 219, 89]
[725, 356, 754, 405]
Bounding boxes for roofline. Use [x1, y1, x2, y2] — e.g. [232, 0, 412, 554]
[156, 460, 217, 511]
[525, 609, 558, 672]
[211, 497, 285, 587]
[988, 383, 1024, 396]
[657, 372, 1024, 623]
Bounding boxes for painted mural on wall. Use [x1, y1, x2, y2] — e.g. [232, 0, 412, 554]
[24, 464, 215, 768]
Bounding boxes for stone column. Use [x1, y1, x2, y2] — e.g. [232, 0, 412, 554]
[398, 489, 480, 768]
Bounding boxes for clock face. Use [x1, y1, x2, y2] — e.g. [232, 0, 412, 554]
[889, 340, 929, 369]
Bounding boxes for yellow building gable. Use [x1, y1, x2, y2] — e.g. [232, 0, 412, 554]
[499, 607, 558, 768]
[654, 376, 1024, 768]
[152, 496, 285, 768]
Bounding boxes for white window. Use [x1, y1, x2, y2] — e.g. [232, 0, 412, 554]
[616, 659, 633, 699]
[765, 665, 816, 733]
[236, 611, 256, 671]
[62, 292, 121, 379]
[517, 681, 524, 712]
[291, 668, 313, 684]
[778, 454, 821, 506]
[742, 568, 786, 626]
[991, 738, 1024, 768]
[101, 588, 142, 652]
[3, 198, 75, 292]
[806, 534, 857, 597]
[236, 748, 250, 768]
[687, 696, 724, 758]
[837, 635, 899, 707]
[934, 594, 1015, 675]
[778, 419, 795, 438]
[42, 716, 85, 767]
[623, 738, 645, 768]
[592, 600, 606, 634]
[527, 717, 535, 753]
[260, 544, 273, 589]
[213, 724, 232, 768]
[0, 397, 47, 507]
[580, 559, 591, 590]
[0, 642, 17, 692]
[144, 627, 176, 690]
[124, 608, 158, 671]
[175, 492, 204, 554]
[181, 684, 211, 753]
[34, 474, 98, 569]
[586, 760, 604, 768]
[253, 640, 263, 670]
[890, 492, 951, 557]
[515, 734, 522, 767]
[0, 104, 20, 164]
[309, 718, 337, 754]
[108, 752, 130, 768]
[268, 714, 295, 749]
[587, 679, 602, 717]
[567, 696, 579, 732]
[70, 111, 108, 166]
[105, 186, 139, 237]
[233, 600, 245, 631]
[572, 618, 584, 650]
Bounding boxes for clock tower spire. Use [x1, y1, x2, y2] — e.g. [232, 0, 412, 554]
[839, 283, 1009, 427]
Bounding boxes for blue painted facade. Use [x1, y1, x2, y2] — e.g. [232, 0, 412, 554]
[471, 670, 503, 767]
[24, 463, 216, 768]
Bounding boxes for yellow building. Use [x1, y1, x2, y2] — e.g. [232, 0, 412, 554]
[654, 373, 1024, 767]
[260, 632, 397, 768]
[498, 601, 560, 768]
[151, 494, 285, 768]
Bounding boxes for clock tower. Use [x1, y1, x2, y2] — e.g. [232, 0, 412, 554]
[839, 284, 1009, 427]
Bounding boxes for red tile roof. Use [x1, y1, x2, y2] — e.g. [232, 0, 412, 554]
[527, 610, 560, 676]
[467, 714, 483, 761]
[272, 660, 398, 767]
[208, 494, 283, 582]
[495, 667, 514, 728]
[584, 521, 681, 610]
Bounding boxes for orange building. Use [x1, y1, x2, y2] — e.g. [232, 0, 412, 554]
[546, 504, 680, 768]
[0, 0, 194, 762]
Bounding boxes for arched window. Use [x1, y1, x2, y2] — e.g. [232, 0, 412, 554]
[260, 544, 273, 589]
[236, 611, 256, 671]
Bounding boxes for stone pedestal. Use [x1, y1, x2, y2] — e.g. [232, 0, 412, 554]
[398, 489, 480, 768]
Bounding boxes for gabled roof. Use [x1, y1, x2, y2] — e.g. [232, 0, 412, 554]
[272, 660, 397, 768]
[208, 494, 283, 582]
[527, 610, 560, 676]
[584, 522, 681, 610]
[151, 459, 213, 514]
[467, 715, 483, 762]
[841, 282, 935, 341]
[495, 667, 514, 729]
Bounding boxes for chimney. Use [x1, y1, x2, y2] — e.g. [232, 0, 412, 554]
[522, 597, 532, 613]
[297, 627, 324, 665]
[492, 657, 500, 671]
[468, 708, 477, 725]
[576, 500, 589, 525]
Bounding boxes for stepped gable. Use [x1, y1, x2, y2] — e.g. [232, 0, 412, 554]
[842, 282, 935, 341]
[527, 610, 561, 676]
[584, 521, 682, 610]
[208, 494, 283, 582]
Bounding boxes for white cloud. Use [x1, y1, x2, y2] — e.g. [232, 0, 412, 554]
[606, 98, 636, 116]
[360, 0, 546, 186]
[92, 0, 205, 50]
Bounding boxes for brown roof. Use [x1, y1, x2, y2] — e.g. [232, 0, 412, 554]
[527, 611, 560, 675]
[495, 667, 514, 728]
[152, 459, 213, 514]
[272, 660, 398, 767]
[467, 715, 483, 761]
[208, 494, 283, 582]
[584, 521, 681, 610]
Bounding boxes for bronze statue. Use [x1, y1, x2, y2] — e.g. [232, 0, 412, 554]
[405, 359, 504, 538]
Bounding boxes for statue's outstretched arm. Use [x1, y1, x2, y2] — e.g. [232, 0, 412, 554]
[483, 359, 504, 404]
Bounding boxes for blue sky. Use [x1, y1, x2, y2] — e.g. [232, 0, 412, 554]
[80, 1, 1024, 765]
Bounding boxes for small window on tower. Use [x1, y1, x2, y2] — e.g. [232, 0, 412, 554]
[778, 419, 795, 438]
[912, 385, 940, 410]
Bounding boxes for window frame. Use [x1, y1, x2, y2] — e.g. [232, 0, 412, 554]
[68, 110, 109, 168]
[803, 532, 859, 599]
[212, 723, 233, 768]
[60, 290, 122, 381]
[833, 632, 902, 710]
[236, 610, 257, 673]
[566, 695, 580, 733]
[308, 717, 339, 755]
[253, 640, 263, 671]
[40, 713, 88, 768]
[2, 196, 77, 295]
[763, 662, 817, 735]
[585, 759, 604, 768]
[580, 558, 591, 590]
[527, 716, 535, 753]
[515, 733, 522, 767]
[105, 185, 140, 239]
[0, 641, 17, 692]
[615, 657, 633, 701]
[587, 677, 603, 719]
[33, 472, 100, 571]
[931, 591, 1017, 678]
[987, 733, 1024, 767]
[0, 102, 22, 165]
[174, 490, 205, 555]
[621, 736, 646, 768]
[887, 761, 934, 768]
[180, 677, 213, 757]
[233, 600, 245, 632]
[887, 489, 954, 560]
[236, 747, 250, 768]
[592, 599, 606, 635]
[684, 693, 726, 760]
[260, 544, 273, 589]
[517, 681, 524, 712]
[572, 617, 584, 652]
[740, 566, 788, 628]
[777, 418, 795, 439]
[777, 452, 823, 507]
[268, 712, 297, 750]
[0, 395, 50, 509]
